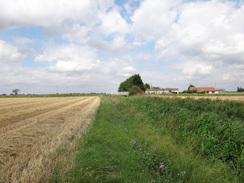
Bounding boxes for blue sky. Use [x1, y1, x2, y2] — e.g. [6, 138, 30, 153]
[0, 0, 243, 94]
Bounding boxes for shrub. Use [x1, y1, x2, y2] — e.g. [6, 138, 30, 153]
[129, 86, 143, 96]
[198, 90, 206, 94]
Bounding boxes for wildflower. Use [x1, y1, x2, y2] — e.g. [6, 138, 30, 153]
[159, 163, 165, 168]
[130, 139, 136, 147]
[178, 171, 186, 176]
[181, 171, 186, 175]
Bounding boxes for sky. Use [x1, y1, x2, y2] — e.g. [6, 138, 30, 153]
[0, 0, 243, 94]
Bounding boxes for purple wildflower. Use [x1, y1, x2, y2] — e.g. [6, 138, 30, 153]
[159, 163, 165, 168]
[181, 171, 186, 175]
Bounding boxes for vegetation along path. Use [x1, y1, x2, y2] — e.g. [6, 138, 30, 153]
[51, 95, 243, 183]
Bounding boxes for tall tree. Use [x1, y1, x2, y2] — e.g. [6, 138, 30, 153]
[118, 74, 145, 92]
[188, 84, 195, 90]
[144, 83, 150, 89]
[12, 89, 20, 95]
[237, 87, 244, 92]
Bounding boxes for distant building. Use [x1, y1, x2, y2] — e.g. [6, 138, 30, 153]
[106, 92, 129, 96]
[145, 88, 179, 94]
[189, 87, 219, 94]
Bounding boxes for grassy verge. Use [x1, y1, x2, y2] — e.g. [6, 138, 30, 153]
[49, 96, 242, 182]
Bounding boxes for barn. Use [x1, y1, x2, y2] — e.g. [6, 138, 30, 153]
[189, 87, 219, 94]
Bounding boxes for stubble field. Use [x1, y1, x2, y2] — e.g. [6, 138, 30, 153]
[0, 96, 100, 183]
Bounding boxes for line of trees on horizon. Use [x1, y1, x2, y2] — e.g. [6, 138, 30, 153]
[237, 87, 244, 92]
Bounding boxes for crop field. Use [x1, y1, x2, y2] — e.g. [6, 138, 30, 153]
[0, 96, 100, 183]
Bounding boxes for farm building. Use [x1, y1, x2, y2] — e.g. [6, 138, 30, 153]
[145, 88, 179, 94]
[189, 87, 219, 94]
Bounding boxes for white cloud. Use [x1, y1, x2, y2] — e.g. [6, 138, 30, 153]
[99, 9, 130, 36]
[11, 37, 36, 55]
[158, 1, 244, 58]
[87, 36, 129, 54]
[131, 0, 180, 40]
[0, 40, 24, 63]
[178, 60, 213, 76]
[35, 44, 94, 62]
[33, 44, 136, 91]
[149, 0, 244, 89]
[35, 43, 135, 75]
[0, 42, 136, 93]
[0, 0, 100, 29]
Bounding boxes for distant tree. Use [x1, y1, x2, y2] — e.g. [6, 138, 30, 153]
[188, 84, 195, 90]
[198, 90, 206, 94]
[129, 86, 143, 96]
[144, 83, 150, 89]
[118, 74, 145, 92]
[12, 89, 20, 95]
[183, 89, 197, 94]
[237, 87, 244, 92]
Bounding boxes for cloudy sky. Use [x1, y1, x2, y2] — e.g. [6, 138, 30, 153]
[0, 0, 243, 94]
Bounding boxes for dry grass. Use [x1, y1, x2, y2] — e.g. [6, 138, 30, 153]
[0, 96, 100, 183]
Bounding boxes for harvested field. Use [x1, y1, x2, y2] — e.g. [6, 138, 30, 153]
[151, 95, 244, 101]
[0, 96, 100, 183]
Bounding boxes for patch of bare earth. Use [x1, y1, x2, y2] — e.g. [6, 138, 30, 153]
[0, 96, 100, 183]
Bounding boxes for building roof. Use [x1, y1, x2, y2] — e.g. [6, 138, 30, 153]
[189, 87, 218, 92]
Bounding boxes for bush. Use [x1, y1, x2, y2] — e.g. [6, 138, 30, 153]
[183, 89, 198, 94]
[197, 90, 206, 94]
[129, 86, 143, 96]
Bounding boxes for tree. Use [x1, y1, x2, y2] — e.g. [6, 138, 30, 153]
[198, 90, 206, 94]
[144, 83, 150, 89]
[183, 89, 197, 94]
[237, 87, 244, 92]
[188, 84, 195, 90]
[12, 89, 20, 95]
[129, 86, 143, 96]
[118, 74, 145, 92]
[152, 87, 160, 89]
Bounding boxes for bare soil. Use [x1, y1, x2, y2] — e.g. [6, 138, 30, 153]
[0, 96, 100, 183]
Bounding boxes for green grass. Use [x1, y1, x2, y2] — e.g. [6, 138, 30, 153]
[48, 95, 243, 182]
[181, 94, 244, 96]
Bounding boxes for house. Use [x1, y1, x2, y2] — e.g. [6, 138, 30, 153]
[189, 87, 219, 94]
[145, 88, 179, 94]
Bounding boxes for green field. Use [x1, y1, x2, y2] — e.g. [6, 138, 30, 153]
[48, 95, 243, 183]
